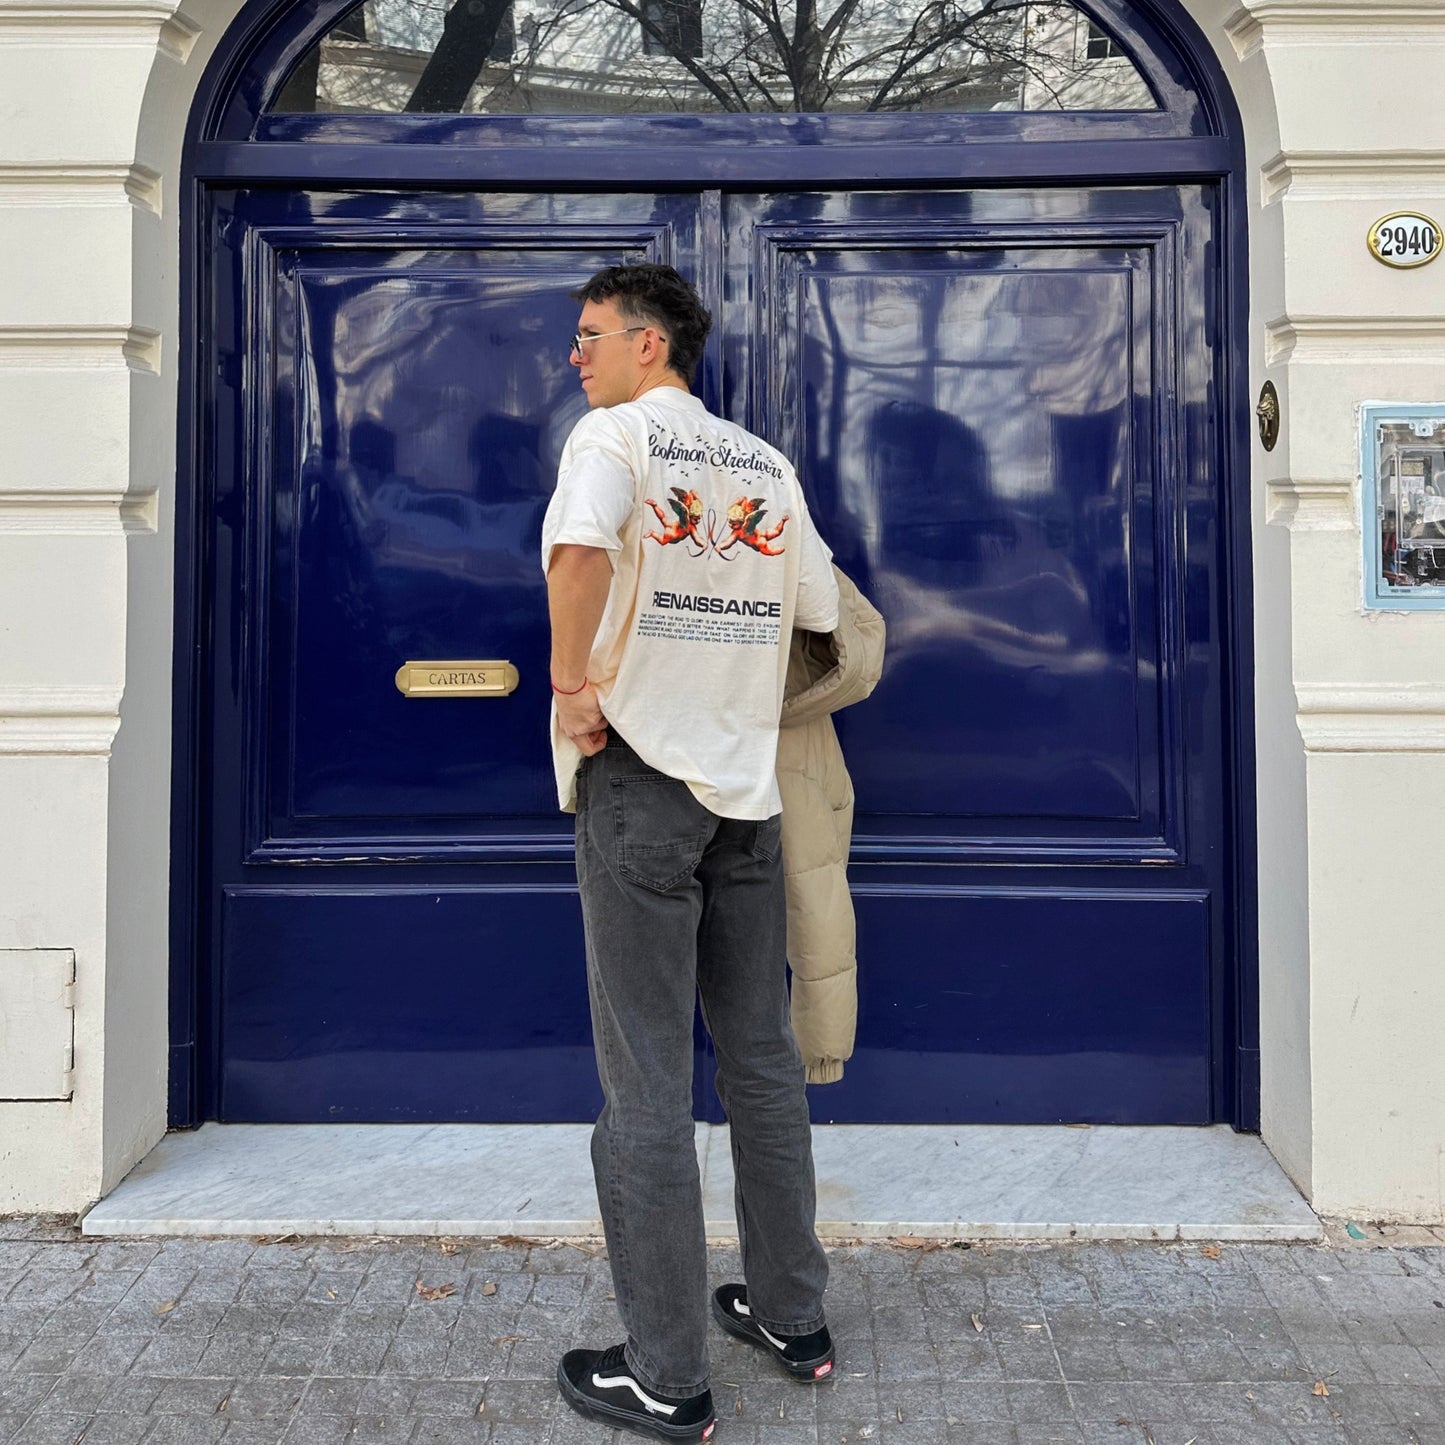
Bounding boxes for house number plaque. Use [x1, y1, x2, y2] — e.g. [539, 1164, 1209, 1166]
[394, 661, 520, 697]
[1367, 212, 1441, 269]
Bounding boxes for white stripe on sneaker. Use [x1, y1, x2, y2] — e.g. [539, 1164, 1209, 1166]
[733, 1297, 788, 1351]
[591, 1370, 680, 1416]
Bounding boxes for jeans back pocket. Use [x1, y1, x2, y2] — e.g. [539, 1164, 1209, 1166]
[750, 813, 783, 864]
[611, 772, 712, 893]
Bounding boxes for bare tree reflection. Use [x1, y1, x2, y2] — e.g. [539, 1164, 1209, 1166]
[280, 0, 1154, 115]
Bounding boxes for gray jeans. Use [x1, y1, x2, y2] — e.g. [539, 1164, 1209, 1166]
[574, 732, 829, 1400]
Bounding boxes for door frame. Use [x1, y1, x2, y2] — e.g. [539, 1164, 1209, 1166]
[170, 0, 1258, 1130]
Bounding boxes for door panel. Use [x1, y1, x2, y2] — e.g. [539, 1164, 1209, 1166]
[205, 183, 1231, 1125]
[207, 190, 709, 1120]
[220, 886, 595, 1121]
[231, 191, 704, 860]
[725, 190, 1184, 859]
[794, 262, 1151, 829]
[831, 888, 1210, 1123]
[275, 258, 577, 827]
[716, 188, 1221, 1122]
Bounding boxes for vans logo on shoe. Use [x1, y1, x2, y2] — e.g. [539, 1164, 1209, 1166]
[590, 1370, 678, 1417]
[735, 1297, 789, 1351]
[813, 1361, 833, 1378]
[702, 1423, 716, 1439]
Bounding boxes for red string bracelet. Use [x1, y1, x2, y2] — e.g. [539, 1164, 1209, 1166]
[551, 677, 589, 696]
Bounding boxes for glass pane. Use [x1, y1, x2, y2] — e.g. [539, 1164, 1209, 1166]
[1374, 415, 1445, 597]
[269, 0, 1157, 115]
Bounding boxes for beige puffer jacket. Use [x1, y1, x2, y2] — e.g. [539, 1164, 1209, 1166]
[778, 568, 886, 1084]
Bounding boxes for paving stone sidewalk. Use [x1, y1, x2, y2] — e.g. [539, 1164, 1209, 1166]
[2, 1216, 1443, 1445]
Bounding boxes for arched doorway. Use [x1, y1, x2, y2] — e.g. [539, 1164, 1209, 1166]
[171, 0, 1257, 1129]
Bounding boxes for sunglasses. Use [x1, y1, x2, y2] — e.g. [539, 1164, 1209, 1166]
[569, 326, 666, 357]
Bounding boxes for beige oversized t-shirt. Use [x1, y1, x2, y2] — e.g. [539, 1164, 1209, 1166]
[542, 387, 839, 820]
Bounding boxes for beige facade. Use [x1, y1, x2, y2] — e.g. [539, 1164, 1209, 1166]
[1, 0, 1443, 1221]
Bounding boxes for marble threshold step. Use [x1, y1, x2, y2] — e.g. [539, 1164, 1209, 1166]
[81, 1123, 1322, 1242]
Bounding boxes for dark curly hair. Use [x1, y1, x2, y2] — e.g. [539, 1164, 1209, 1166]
[570, 263, 712, 385]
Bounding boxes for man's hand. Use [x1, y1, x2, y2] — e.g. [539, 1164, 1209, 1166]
[555, 681, 608, 756]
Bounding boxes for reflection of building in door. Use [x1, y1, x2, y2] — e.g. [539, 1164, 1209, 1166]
[275, 0, 1155, 115]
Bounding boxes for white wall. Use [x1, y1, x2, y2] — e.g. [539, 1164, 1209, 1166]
[1, 0, 1442, 1220]
[0, 0, 197, 1210]
[1204, 0, 1445, 1221]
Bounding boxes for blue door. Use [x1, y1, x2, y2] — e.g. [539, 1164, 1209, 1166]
[726, 189, 1230, 1123]
[178, 0, 1255, 1129]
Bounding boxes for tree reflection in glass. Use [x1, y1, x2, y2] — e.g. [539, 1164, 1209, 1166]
[270, 0, 1156, 115]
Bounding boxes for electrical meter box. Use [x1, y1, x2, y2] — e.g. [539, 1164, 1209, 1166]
[1363, 404, 1445, 609]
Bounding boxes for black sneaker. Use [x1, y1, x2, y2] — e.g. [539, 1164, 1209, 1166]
[557, 1342, 718, 1442]
[711, 1284, 835, 1382]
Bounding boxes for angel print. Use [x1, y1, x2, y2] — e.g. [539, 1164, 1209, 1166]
[716, 495, 789, 556]
[644, 488, 708, 555]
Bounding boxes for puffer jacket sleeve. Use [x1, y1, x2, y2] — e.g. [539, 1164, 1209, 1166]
[777, 718, 856, 1084]
[777, 567, 886, 1085]
[780, 571, 885, 729]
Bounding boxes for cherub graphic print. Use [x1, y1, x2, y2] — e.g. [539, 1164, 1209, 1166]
[644, 486, 791, 558]
[542, 387, 838, 820]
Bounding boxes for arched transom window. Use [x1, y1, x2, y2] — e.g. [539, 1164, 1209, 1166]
[271, 0, 1156, 114]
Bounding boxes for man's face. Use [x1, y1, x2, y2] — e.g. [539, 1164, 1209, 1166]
[570, 298, 645, 409]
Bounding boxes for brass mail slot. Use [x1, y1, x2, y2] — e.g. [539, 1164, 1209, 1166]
[394, 660, 520, 698]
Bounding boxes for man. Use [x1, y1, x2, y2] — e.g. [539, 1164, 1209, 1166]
[545, 263, 840, 1443]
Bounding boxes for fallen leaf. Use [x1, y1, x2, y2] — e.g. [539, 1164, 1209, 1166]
[497, 1234, 535, 1247]
[439, 1242, 458, 1255]
[734, 1397, 743, 1415]
[415, 1280, 457, 1302]
[971, 1313, 984, 1333]
[893, 1236, 942, 1251]
[154, 1301, 177, 1315]
[1244, 1391, 1255, 1401]
[494, 1335, 522, 1344]
[326, 1290, 336, 1300]
[217, 1394, 229, 1413]
[1200, 1245, 1222, 1259]
[896, 1406, 904, 1422]
[481, 1281, 498, 1296]
[1312, 1381, 1330, 1397]
[476, 1401, 486, 1416]
[606, 1292, 616, 1301]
